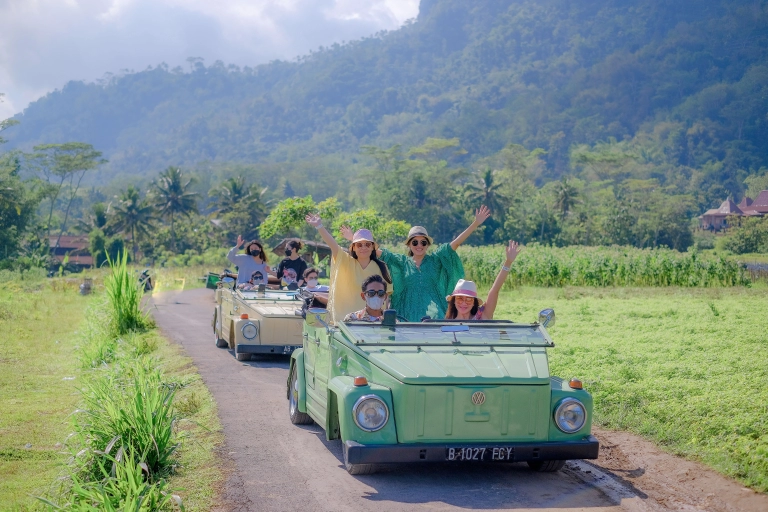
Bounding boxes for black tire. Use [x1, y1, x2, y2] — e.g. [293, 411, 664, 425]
[215, 336, 228, 348]
[527, 460, 566, 472]
[343, 445, 376, 475]
[288, 366, 313, 425]
[235, 352, 251, 361]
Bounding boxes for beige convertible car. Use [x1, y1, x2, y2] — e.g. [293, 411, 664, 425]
[213, 287, 305, 361]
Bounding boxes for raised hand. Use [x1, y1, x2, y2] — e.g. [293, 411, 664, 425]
[236, 234, 244, 248]
[305, 214, 323, 228]
[505, 240, 521, 264]
[339, 225, 354, 241]
[473, 205, 491, 226]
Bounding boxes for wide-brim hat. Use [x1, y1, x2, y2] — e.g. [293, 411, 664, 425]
[446, 279, 484, 306]
[349, 228, 378, 251]
[405, 225, 433, 245]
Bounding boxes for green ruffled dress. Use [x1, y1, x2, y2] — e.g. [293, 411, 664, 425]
[380, 244, 465, 322]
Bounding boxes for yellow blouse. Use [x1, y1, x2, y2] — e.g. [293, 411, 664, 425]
[327, 250, 383, 324]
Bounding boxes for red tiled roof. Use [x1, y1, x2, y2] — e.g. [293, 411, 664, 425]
[49, 235, 90, 250]
[702, 199, 742, 217]
[738, 197, 753, 209]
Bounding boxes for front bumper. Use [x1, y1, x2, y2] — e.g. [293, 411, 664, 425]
[344, 435, 599, 465]
[236, 344, 301, 355]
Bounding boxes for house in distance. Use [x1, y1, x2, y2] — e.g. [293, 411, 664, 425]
[699, 191, 768, 232]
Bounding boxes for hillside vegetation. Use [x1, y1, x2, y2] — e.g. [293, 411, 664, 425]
[4, 0, 768, 208]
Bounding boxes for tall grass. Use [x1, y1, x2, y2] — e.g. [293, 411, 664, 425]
[458, 244, 752, 287]
[105, 251, 153, 335]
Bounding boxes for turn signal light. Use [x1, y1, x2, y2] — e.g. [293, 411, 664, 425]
[353, 376, 368, 387]
[569, 378, 583, 389]
[240, 313, 249, 320]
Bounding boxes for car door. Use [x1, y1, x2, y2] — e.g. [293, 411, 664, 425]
[303, 323, 318, 391]
[312, 328, 332, 415]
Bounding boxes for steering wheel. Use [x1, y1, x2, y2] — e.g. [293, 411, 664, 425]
[397, 314, 409, 323]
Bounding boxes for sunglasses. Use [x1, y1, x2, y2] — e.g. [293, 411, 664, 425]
[364, 290, 387, 298]
[454, 295, 475, 303]
[354, 241, 373, 248]
[410, 240, 429, 247]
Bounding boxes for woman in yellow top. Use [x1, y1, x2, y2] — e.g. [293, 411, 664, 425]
[305, 214, 392, 324]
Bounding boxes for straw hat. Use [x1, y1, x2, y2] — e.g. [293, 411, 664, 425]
[349, 229, 377, 251]
[446, 279, 484, 305]
[405, 226, 433, 245]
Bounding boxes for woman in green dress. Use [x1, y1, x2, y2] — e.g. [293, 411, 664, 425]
[341, 206, 490, 321]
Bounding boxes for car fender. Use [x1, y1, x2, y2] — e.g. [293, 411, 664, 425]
[288, 349, 307, 413]
[328, 376, 398, 445]
[548, 376, 594, 441]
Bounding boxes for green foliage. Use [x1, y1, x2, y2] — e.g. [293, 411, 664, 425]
[104, 251, 152, 335]
[0, 153, 40, 260]
[259, 196, 342, 241]
[109, 186, 155, 261]
[722, 217, 768, 254]
[458, 244, 751, 287]
[152, 166, 200, 251]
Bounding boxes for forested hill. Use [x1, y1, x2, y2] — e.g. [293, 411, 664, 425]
[6, 0, 768, 198]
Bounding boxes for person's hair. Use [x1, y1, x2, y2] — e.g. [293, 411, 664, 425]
[350, 245, 392, 284]
[407, 237, 431, 257]
[445, 297, 479, 319]
[361, 274, 388, 292]
[287, 240, 303, 252]
[303, 267, 319, 279]
[245, 240, 268, 263]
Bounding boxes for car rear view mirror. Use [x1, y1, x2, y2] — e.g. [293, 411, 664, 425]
[538, 308, 556, 328]
[441, 325, 470, 333]
[382, 309, 397, 327]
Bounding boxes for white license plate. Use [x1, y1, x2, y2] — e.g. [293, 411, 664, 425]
[445, 447, 514, 461]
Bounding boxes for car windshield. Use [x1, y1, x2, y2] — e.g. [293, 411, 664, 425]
[341, 322, 552, 347]
[238, 290, 299, 301]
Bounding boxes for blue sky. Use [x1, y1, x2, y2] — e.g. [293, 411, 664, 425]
[0, 0, 419, 119]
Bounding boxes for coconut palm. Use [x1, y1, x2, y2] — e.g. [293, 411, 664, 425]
[554, 177, 579, 219]
[153, 167, 199, 252]
[111, 186, 155, 262]
[465, 169, 507, 216]
[209, 175, 269, 217]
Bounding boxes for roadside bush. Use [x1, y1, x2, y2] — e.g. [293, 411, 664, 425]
[104, 251, 153, 335]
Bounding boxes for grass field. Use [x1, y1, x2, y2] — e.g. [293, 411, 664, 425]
[0, 273, 224, 510]
[0, 277, 87, 509]
[491, 285, 768, 492]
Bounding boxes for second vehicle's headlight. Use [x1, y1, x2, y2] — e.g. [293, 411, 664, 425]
[554, 397, 587, 433]
[241, 322, 258, 340]
[353, 395, 389, 432]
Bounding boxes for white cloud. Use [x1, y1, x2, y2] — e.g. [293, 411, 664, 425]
[0, 0, 420, 119]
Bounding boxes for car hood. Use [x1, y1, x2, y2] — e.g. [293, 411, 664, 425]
[251, 304, 302, 318]
[361, 345, 550, 385]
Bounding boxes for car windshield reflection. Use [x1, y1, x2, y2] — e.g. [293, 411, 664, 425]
[342, 323, 552, 346]
[239, 290, 299, 301]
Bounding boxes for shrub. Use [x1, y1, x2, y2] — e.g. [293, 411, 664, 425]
[104, 251, 152, 335]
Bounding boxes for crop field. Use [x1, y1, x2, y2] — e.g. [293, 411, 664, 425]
[491, 285, 768, 491]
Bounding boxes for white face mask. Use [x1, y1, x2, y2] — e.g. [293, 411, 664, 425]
[365, 295, 386, 311]
[306, 278, 319, 288]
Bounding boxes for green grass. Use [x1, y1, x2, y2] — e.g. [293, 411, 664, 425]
[491, 285, 768, 492]
[0, 276, 88, 510]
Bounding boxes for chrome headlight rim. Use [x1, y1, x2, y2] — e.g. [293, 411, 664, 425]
[352, 394, 389, 432]
[553, 397, 587, 434]
[241, 322, 258, 340]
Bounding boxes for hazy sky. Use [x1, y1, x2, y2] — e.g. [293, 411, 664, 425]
[0, 0, 420, 119]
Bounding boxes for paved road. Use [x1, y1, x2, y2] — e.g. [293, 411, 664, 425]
[152, 288, 626, 512]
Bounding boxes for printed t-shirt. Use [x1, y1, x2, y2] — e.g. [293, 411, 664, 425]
[227, 246, 271, 285]
[327, 250, 384, 324]
[277, 257, 308, 285]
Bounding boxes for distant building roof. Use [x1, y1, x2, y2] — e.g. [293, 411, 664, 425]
[738, 197, 753, 209]
[49, 235, 90, 250]
[701, 199, 742, 217]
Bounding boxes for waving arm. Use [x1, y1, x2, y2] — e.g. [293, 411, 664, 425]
[482, 240, 521, 320]
[306, 214, 342, 259]
[450, 205, 491, 251]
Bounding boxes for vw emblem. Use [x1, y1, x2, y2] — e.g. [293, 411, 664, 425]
[471, 391, 486, 406]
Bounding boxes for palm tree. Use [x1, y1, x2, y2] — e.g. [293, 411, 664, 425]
[554, 177, 579, 219]
[464, 169, 507, 215]
[111, 186, 155, 262]
[153, 167, 199, 252]
[209, 175, 269, 216]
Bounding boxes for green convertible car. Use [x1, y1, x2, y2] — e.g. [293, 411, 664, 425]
[287, 306, 598, 475]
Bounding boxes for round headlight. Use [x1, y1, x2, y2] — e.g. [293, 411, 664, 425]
[353, 395, 389, 432]
[554, 397, 587, 433]
[241, 322, 258, 340]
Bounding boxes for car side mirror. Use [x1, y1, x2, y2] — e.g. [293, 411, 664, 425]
[538, 308, 556, 328]
[306, 308, 331, 333]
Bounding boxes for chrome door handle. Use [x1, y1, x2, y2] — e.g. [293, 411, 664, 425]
[313, 337, 320, 345]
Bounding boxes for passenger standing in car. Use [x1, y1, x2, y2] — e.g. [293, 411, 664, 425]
[445, 240, 521, 320]
[305, 214, 392, 324]
[227, 236, 272, 286]
[277, 240, 308, 287]
[341, 206, 491, 322]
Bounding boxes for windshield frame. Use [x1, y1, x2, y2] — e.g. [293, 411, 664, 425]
[235, 289, 301, 302]
[337, 321, 555, 348]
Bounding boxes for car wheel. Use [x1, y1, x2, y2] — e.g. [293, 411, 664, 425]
[215, 335, 227, 348]
[288, 366, 313, 425]
[343, 445, 376, 475]
[235, 352, 251, 361]
[527, 460, 566, 472]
